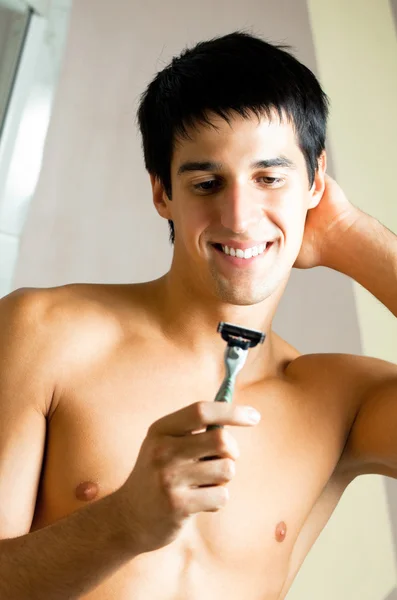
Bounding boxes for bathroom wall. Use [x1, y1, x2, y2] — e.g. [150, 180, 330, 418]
[0, 0, 71, 296]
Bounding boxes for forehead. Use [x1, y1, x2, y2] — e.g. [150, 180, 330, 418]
[172, 111, 303, 168]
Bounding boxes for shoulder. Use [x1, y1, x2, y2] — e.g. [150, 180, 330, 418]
[285, 352, 397, 469]
[285, 352, 397, 412]
[286, 352, 397, 393]
[0, 283, 128, 341]
[0, 284, 135, 416]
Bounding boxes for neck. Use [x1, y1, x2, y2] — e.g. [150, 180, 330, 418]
[148, 267, 289, 385]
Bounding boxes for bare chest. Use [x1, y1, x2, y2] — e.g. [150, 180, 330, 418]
[31, 362, 351, 598]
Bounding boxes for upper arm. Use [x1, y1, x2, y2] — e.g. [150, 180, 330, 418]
[0, 289, 55, 539]
[340, 356, 397, 479]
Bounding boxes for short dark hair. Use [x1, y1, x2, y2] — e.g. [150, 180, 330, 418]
[137, 31, 329, 244]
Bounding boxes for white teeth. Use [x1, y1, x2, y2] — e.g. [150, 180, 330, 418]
[220, 243, 270, 259]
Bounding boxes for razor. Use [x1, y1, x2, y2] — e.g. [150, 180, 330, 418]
[207, 322, 265, 431]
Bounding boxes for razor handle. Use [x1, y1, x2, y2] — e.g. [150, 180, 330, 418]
[206, 379, 234, 431]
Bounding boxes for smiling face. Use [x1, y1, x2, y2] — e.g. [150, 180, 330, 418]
[152, 111, 325, 306]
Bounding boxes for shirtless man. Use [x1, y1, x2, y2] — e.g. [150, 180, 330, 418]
[0, 30, 396, 600]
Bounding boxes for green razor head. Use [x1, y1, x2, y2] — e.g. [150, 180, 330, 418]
[217, 322, 265, 349]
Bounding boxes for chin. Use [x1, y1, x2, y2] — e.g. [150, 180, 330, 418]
[212, 280, 279, 306]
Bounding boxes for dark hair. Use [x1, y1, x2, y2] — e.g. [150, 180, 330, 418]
[137, 31, 329, 244]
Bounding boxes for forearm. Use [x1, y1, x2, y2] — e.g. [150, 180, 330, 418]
[325, 210, 397, 317]
[0, 489, 139, 600]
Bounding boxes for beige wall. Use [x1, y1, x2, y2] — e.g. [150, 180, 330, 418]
[288, 1, 397, 599]
[391, 0, 397, 32]
[10, 0, 396, 598]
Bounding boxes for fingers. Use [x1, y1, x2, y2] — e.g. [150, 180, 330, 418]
[151, 426, 240, 469]
[186, 485, 230, 514]
[160, 455, 235, 490]
[136, 402, 261, 524]
[150, 401, 261, 437]
[151, 428, 238, 508]
[184, 457, 236, 488]
[164, 482, 230, 518]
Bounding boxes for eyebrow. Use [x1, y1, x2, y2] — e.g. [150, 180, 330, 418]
[177, 156, 297, 176]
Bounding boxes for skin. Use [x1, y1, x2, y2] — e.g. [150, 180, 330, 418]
[1, 111, 397, 600]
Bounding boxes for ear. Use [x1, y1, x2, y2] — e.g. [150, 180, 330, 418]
[308, 151, 327, 209]
[150, 174, 172, 220]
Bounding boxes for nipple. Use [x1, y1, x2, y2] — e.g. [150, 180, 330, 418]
[75, 481, 99, 501]
[275, 521, 287, 543]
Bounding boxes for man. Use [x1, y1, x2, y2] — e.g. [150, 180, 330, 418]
[0, 30, 396, 600]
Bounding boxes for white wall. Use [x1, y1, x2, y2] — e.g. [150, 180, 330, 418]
[0, 0, 71, 296]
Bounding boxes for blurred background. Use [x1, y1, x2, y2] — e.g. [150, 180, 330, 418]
[0, 0, 70, 295]
[0, 0, 396, 597]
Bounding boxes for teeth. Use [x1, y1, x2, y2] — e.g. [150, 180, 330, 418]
[221, 243, 269, 259]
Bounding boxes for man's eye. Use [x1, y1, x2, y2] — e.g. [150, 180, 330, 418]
[193, 180, 221, 192]
[257, 177, 283, 185]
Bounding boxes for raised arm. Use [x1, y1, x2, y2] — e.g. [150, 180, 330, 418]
[297, 175, 397, 479]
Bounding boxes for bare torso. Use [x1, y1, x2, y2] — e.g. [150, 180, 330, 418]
[29, 283, 360, 599]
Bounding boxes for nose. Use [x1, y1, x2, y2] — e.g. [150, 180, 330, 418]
[219, 181, 263, 234]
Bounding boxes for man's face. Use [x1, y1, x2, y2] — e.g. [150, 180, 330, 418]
[157, 112, 323, 306]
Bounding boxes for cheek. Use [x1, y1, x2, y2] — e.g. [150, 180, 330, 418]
[176, 198, 213, 241]
[276, 192, 307, 243]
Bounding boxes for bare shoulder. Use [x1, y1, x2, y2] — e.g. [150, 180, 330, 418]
[1, 282, 130, 339]
[284, 351, 397, 472]
[0, 287, 60, 416]
[285, 351, 397, 397]
[0, 283, 146, 416]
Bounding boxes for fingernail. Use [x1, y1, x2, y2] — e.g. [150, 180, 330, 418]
[245, 407, 261, 423]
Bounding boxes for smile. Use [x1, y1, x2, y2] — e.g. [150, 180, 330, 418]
[212, 242, 274, 264]
[221, 243, 271, 259]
